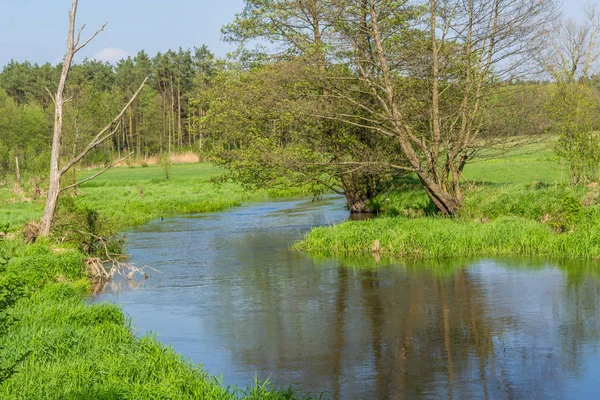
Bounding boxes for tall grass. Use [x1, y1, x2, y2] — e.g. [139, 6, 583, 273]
[297, 215, 600, 259]
[299, 143, 600, 260]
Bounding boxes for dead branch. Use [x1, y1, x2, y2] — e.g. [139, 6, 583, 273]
[62, 229, 162, 284]
[74, 22, 107, 53]
[60, 78, 148, 176]
[45, 87, 56, 105]
[60, 152, 134, 193]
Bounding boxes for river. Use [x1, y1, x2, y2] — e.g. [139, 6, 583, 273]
[90, 196, 600, 399]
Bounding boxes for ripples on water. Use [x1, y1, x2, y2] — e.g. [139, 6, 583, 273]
[90, 196, 600, 399]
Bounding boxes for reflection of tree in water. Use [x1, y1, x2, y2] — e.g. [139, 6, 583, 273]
[92, 276, 147, 295]
[352, 264, 496, 400]
[196, 237, 600, 400]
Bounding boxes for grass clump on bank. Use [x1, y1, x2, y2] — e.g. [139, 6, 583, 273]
[298, 144, 600, 260]
[298, 214, 600, 259]
[0, 239, 313, 399]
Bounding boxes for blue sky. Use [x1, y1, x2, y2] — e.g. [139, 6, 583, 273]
[0, 0, 591, 66]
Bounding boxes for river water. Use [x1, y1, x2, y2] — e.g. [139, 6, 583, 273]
[90, 196, 600, 399]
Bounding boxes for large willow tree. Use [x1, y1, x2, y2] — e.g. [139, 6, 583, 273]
[321, 0, 556, 214]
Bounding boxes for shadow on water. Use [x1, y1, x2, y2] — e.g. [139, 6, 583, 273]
[90, 195, 600, 400]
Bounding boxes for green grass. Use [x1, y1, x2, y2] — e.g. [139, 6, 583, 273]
[298, 215, 600, 259]
[0, 163, 306, 232]
[74, 163, 306, 230]
[0, 189, 43, 233]
[464, 143, 564, 184]
[298, 142, 600, 260]
[0, 144, 595, 398]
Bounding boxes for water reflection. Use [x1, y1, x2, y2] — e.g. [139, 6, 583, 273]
[90, 196, 600, 399]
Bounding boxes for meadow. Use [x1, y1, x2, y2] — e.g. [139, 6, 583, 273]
[0, 163, 305, 233]
[296, 143, 600, 260]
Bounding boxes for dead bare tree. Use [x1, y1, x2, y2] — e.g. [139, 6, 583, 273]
[540, 3, 600, 82]
[38, 0, 147, 236]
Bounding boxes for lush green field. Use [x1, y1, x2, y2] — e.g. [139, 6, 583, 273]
[0, 163, 312, 399]
[0, 163, 304, 232]
[297, 143, 600, 260]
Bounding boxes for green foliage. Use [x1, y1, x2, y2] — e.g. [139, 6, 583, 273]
[160, 152, 172, 180]
[484, 83, 552, 139]
[52, 196, 124, 256]
[546, 83, 600, 184]
[0, 47, 219, 177]
[0, 89, 51, 179]
[204, 62, 403, 212]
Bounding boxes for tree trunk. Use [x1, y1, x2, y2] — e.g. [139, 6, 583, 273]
[122, 115, 128, 153]
[345, 190, 370, 213]
[187, 98, 192, 147]
[419, 176, 461, 215]
[169, 76, 175, 155]
[340, 173, 380, 214]
[136, 113, 141, 156]
[39, 1, 77, 237]
[128, 106, 134, 156]
[177, 78, 182, 148]
[15, 156, 21, 189]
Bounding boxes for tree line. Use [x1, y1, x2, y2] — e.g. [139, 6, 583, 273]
[0, 45, 217, 177]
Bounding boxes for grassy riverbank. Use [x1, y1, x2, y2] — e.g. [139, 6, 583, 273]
[0, 163, 312, 399]
[1, 163, 304, 232]
[297, 144, 600, 260]
[0, 240, 310, 399]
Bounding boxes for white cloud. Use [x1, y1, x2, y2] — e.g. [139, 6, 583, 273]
[93, 47, 132, 63]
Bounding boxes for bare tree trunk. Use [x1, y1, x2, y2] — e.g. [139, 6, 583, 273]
[187, 98, 191, 147]
[177, 78, 182, 148]
[117, 126, 121, 158]
[15, 156, 22, 190]
[122, 115, 127, 153]
[38, 0, 146, 237]
[199, 108, 204, 150]
[128, 106, 134, 156]
[39, 0, 79, 236]
[158, 81, 165, 153]
[169, 76, 175, 155]
[136, 111, 141, 156]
